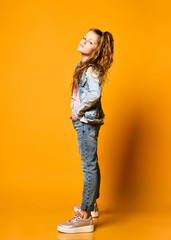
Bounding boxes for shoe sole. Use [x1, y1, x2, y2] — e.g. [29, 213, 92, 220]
[74, 206, 99, 218]
[57, 224, 94, 233]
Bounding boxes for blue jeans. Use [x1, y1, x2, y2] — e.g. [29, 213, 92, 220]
[72, 119, 102, 211]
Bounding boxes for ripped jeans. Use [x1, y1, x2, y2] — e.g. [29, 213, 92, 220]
[72, 119, 102, 211]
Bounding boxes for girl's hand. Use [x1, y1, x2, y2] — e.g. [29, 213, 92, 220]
[68, 112, 78, 120]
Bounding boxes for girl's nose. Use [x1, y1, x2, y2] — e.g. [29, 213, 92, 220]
[83, 40, 87, 45]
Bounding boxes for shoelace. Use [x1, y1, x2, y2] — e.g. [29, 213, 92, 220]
[68, 211, 84, 223]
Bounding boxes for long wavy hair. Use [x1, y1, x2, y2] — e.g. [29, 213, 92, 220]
[71, 28, 114, 92]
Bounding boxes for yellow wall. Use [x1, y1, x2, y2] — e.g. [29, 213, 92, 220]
[1, 0, 171, 213]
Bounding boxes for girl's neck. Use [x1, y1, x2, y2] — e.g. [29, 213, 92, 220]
[81, 54, 90, 62]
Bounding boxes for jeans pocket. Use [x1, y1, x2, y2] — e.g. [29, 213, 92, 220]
[72, 119, 80, 130]
[87, 124, 101, 138]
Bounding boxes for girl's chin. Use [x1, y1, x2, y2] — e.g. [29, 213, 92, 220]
[77, 46, 85, 52]
[77, 48, 84, 53]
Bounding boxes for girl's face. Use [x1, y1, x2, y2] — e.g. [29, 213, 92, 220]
[77, 31, 99, 56]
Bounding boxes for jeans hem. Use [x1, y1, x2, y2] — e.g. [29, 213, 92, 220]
[81, 204, 94, 211]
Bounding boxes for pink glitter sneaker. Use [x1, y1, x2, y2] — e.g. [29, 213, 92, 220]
[74, 202, 99, 217]
[57, 211, 94, 233]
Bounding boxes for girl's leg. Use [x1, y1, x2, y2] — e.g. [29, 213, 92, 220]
[72, 120, 101, 212]
[96, 161, 101, 200]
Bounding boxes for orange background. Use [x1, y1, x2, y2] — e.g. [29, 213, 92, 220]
[0, 0, 171, 238]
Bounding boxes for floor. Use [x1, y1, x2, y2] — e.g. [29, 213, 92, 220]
[1, 205, 171, 240]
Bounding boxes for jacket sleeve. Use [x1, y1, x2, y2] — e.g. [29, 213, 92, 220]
[72, 71, 101, 119]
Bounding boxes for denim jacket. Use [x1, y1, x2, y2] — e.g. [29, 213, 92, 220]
[71, 61, 105, 122]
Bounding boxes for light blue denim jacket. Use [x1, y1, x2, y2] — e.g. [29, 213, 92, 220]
[71, 61, 105, 122]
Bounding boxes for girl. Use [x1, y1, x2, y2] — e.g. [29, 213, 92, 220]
[57, 28, 114, 233]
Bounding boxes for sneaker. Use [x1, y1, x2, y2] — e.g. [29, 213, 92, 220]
[74, 202, 99, 218]
[57, 211, 94, 233]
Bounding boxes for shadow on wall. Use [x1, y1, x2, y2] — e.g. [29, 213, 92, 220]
[105, 98, 162, 213]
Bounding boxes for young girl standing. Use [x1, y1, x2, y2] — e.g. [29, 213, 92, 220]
[57, 28, 114, 233]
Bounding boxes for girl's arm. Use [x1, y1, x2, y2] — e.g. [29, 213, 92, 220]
[72, 71, 101, 119]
